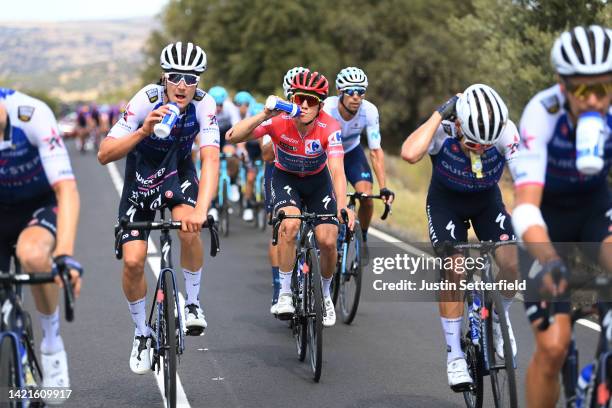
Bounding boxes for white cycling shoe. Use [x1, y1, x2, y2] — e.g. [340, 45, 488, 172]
[447, 358, 473, 392]
[323, 296, 336, 327]
[274, 293, 294, 320]
[129, 335, 152, 374]
[41, 348, 70, 406]
[242, 208, 254, 222]
[493, 312, 517, 360]
[185, 304, 207, 336]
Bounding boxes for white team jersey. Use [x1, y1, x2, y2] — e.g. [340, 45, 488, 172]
[108, 84, 220, 150]
[509, 84, 612, 194]
[0, 88, 74, 203]
[322, 96, 381, 153]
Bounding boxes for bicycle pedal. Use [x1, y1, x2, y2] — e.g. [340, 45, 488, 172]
[450, 382, 473, 393]
[275, 312, 294, 321]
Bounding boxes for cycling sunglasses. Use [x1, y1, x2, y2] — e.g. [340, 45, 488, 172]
[292, 93, 321, 107]
[343, 87, 366, 97]
[564, 79, 612, 100]
[165, 72, 200, 86]
[462, 137, 494, 151]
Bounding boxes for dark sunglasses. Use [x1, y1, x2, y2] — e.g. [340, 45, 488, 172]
[165, 72, 200, 86]
[564, 80, 612, 100]
[292, 93, 321, 107]
[343, 87, 366, 97]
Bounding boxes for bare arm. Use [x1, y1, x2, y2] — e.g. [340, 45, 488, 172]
[98, 105, 169, 164]
[401, 112, 442, 163]
[195, 146, 219, 218]
[52, 179, 80, 257]
[227, 111, 272, 144]
[369, 148, 386, 189]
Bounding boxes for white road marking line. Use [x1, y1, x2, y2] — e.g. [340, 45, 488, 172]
[106, 162, 191, 408]
[369, 227, 601, 332]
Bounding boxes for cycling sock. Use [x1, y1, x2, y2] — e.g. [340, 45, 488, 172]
[128, 297, 150, 337]
[183, 268, 202, 306]
[279, 270, 292, 295]
[322, 276, 332, 298]
[441, 317, 463, 363]
[39, 307, 63, 354]
[271, 267, 280, 302]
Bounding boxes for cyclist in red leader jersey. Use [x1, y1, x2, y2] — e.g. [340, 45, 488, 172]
[229, 70, 355, 327]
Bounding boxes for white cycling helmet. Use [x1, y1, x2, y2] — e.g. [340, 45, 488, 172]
[551, 25, 612, 76]
[456, 84, 508, 145]
[336, 67, 368, 90]
[283, 66, 308, 98]
[160, 41, 207, 74]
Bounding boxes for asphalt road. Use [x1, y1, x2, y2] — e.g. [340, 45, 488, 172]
[24, 141, 600, 408]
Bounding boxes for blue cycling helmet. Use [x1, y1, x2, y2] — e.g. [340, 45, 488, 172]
[249, 102, 264, 116]
[208, 86, 228, 105]
[234, 91, 253, 106]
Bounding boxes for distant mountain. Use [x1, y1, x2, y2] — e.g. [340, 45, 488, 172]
[0, 18, 154, 101]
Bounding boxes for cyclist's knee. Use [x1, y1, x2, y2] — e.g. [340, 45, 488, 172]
[123, 255, 145, 277]
[316, 235, 336, 254]
[178, 229, 201, 246]
[533, 333, 571, 374]
[17, 243, 51, 272]
[280, 219, 300, 241]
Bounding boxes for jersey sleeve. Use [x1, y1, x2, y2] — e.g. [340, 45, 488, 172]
[252, 118, 275, 140]
[107, 86, 152, 139]
[508, 95, 556, 187]
[326, 125, 344, 158]
[196, 96, 220, 149]
[427, 123, 451, 155]
[365, 103, 382, 150]
[495, 119, 520, 163]
[29, 102, 75, 185]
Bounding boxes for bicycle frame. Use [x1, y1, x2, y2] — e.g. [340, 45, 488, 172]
[253, 160, 265, 203]
[218, 155, 232, 208]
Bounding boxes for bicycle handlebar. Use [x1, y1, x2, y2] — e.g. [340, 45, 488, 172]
[452, 240, 517, 254]
[0, 264, 76, 322]
[271, 210, 337, 246]
[346, 192, 392, 220]
[115, 215, 220, 259]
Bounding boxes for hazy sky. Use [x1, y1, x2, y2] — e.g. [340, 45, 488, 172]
[0, 0, 170, 21]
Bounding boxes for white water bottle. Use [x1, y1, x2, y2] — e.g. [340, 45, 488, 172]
[576, 112, 605, 175]
[153, 103, 180, 138]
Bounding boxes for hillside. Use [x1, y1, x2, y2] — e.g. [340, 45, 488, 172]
[0, 19, 153, 101]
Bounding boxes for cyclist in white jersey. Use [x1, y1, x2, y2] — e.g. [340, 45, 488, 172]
[323, 67, 394, 260]
[98, 42, 220, 374]
[0, 88, 83, 394]
[508, 25, 612, 408]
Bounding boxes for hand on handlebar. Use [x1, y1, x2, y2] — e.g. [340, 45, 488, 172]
[53, 255, 83, 298]
[537, 258, 569, 298]
[339, 208, 355, 231]
[379, 187, 395, 204]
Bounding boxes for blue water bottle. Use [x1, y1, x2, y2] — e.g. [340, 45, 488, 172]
[153, 102, 180, 138]
[265, 96, 301, 117]
[470, 292, 482, 345]
[576, 362, 594, 408]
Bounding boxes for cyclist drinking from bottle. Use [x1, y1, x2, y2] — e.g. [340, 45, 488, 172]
[228, 69, 355, 327]
[509, 25, 612, 408]
[98, 41, 220, 374]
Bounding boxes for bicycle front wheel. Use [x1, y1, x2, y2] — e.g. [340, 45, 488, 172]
[306, 248, 323, 382]
[0, 335, 20, 408]
[220, 183, 230, 237]
[162, 271, 177, 408]
[339, 222, 363, 324]
[486, 291, 518, 408]
[293, 256, 307, 362]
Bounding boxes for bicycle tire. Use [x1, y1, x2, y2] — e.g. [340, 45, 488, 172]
[257, 205, 267, 231]
[220, 183, 230, 238]
[486, 291, 518, 408]
[331, 264, 340, 305]
[339, 222, 363, 324]
[462, 297, 484, 408]
[162, 271, 177, 408]
[0, 335, 20, 408]
[306, 247, 323, 382]
[293, 255, 307, 362]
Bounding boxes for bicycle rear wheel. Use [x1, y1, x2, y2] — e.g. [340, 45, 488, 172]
[462, 298, 484, 408]
[162, 271, 177, 408]
[306, 248, 323, 382]
[339, 222, 363, 324]
[486, 292, 518, 408]
[0, 335, 20, 408]
[220, 184, 230, 237]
